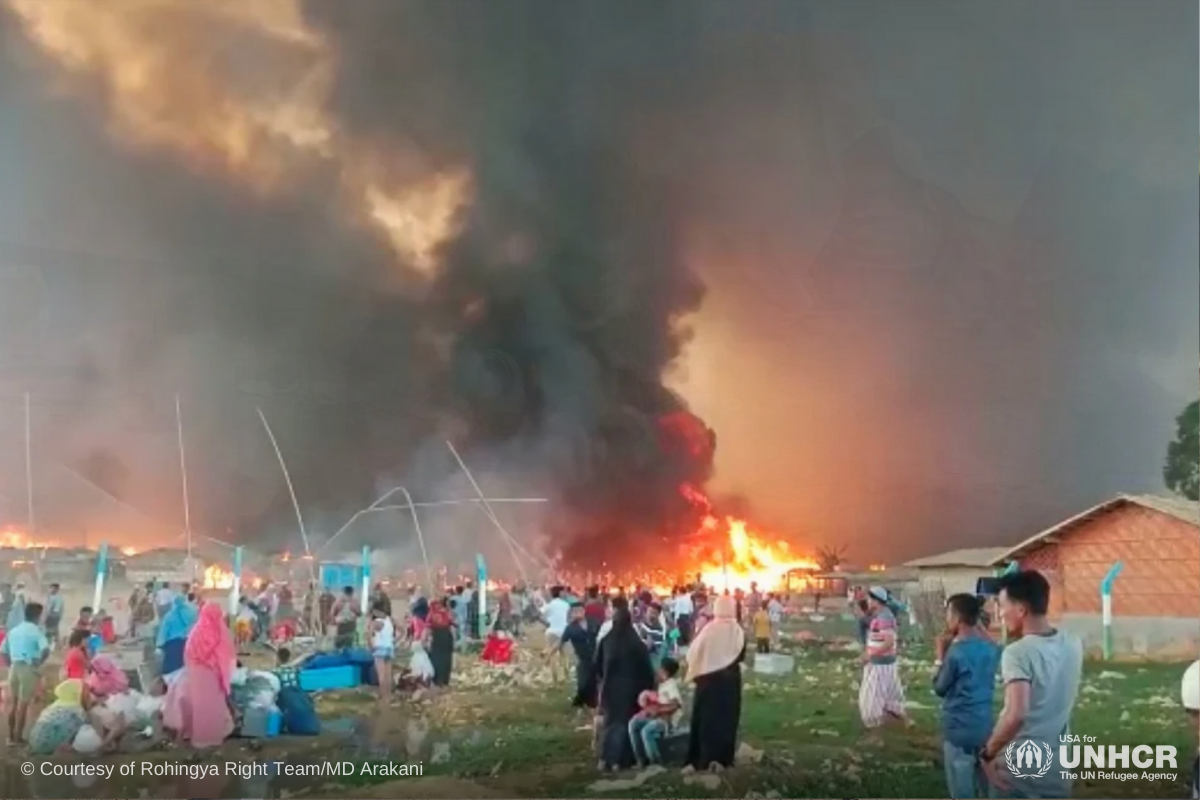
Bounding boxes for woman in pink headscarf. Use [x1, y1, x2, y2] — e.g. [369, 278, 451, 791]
[163, 602, 236, 748]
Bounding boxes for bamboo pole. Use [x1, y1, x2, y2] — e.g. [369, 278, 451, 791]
[256, 408, 316, 583]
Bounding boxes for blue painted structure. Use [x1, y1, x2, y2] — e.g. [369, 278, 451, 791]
[319, 561, 363, 592]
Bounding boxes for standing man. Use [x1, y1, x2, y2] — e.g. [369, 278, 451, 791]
[542, 586, 572, 682]
[462, 580, 478, 640]
[557, 602, 597, 709]
[6, 583, 27, 630]
[934, 594, 1001, 799]
[858, 586, 911, 738]
[672, 586, 694, 645]
[43, 583, 64, 649]
[331, 586, 359, 649]
[746, 582, 763, 621]
[980, 570, 1083, 799]
[153, 580, 174, 620]
[1, 601, 48, 745]
[318, 585, 336, 640]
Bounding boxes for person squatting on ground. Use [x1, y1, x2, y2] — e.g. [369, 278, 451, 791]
[980, 570, 1083, 799]
[933, 593, 1000, 799]
[858, 586, 911, 735]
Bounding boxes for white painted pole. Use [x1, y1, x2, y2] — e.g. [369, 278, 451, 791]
[93, 543, 108, 613]
[446, 441, 529, 583]
[229, 546, 243, 618]
[175, 395, 194, 583]
[256, 408, 316, 583]
[24, 392, 34, 535]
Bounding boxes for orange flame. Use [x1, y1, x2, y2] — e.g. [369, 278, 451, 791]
[680, 485, 819, 592]
[5, 0, 471, 277]
[202, 564, 235, 590]
[0, 524, 61, 550]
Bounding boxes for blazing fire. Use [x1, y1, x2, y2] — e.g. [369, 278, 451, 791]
[5, 0, 471, 277]
[679, 485, 820, 593]
[0, 525, 60, 550]
[202, 564, 235, 590]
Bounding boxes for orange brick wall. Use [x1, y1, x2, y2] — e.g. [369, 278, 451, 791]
[1017, 505, 1200, 619]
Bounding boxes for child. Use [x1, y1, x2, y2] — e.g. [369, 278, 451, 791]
[235, 598, 257, 646]
[74, 606, 95, 637]
[369, 604, 395, 704]
[627, 657, 683, 767]
[752, 605, 772, 654]
[932, 594, 1000, 799]
[61, 630, 90, 681]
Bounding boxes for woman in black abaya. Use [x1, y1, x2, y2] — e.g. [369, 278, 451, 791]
[685, 594, 746, 772]
[593, 607, 655, 771]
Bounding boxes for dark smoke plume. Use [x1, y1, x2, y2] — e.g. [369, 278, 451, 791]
[0, 0, 1194, 565]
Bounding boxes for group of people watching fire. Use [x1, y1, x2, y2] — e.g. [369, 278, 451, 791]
[0, 568, 1196, 800]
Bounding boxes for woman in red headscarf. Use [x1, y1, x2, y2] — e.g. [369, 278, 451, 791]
[163, 602, 236, 748]
[425, 600, 455, 687]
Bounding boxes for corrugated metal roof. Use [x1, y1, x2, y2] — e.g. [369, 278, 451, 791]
[904, 547, 1009, 569]
[994, 493, 1199, 564]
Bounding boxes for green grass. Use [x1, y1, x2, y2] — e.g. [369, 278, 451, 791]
[290, 637, 1194, 799]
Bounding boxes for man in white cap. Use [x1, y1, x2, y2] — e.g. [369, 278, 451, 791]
[858, 585, 910, 738]
[1183, 660, 1199, 799]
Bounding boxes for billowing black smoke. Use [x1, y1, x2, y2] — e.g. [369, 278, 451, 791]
[0, 0, 1194, 566]
[301, 0, 725, 561]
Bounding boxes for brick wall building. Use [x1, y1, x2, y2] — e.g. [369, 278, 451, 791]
[995, 494, 1199, 655]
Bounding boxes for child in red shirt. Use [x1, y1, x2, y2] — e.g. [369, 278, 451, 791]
[61, 629, 90, 681]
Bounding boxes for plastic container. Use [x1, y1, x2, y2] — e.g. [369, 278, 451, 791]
[241, 706, 270, 738]
[266, 707, 283, 738]
[297, 664, 360, 692]
[87, 634, 102, 656]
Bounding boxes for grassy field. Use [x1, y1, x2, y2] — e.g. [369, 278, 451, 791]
[287, 633, 1193, 799]
[9, 622, 1193, 799]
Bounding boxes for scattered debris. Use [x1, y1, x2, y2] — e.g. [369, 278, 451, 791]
[1097, 670, 1126, 680]
[586, 765, 665, 793]
[737, 742, 765, 763]
[431, 741, 452, 764]
[684, 772, 724, 790]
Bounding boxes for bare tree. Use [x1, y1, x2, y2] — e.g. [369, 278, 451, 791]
[816, 544, 847, 573]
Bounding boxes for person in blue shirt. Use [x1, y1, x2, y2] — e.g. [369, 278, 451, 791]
[933, 593, 1001, 799]
[1, 601, 49, 745]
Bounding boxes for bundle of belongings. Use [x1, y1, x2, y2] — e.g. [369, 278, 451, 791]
[480, 632, 515, 665]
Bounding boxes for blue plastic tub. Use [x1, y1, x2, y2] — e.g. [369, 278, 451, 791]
[266, 707, 283, 738]
[87, 634, 102, 656]
[298, 664, 360, 692]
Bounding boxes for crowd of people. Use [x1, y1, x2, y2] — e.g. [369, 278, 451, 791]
[0, 568, 1196, 799]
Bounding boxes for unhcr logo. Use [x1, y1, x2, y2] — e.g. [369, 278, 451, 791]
[1005, 739, 1054, 778]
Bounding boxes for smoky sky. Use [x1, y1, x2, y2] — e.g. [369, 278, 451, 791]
[0, 0, 1195, 565]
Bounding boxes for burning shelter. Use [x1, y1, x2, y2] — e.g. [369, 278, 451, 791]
[995, 494, 1199, 656]
[122, 548, 200, 587]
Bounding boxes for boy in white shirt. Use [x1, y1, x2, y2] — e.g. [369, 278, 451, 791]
[628, 657, 683, 767]
[542, 586, 572, 683]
